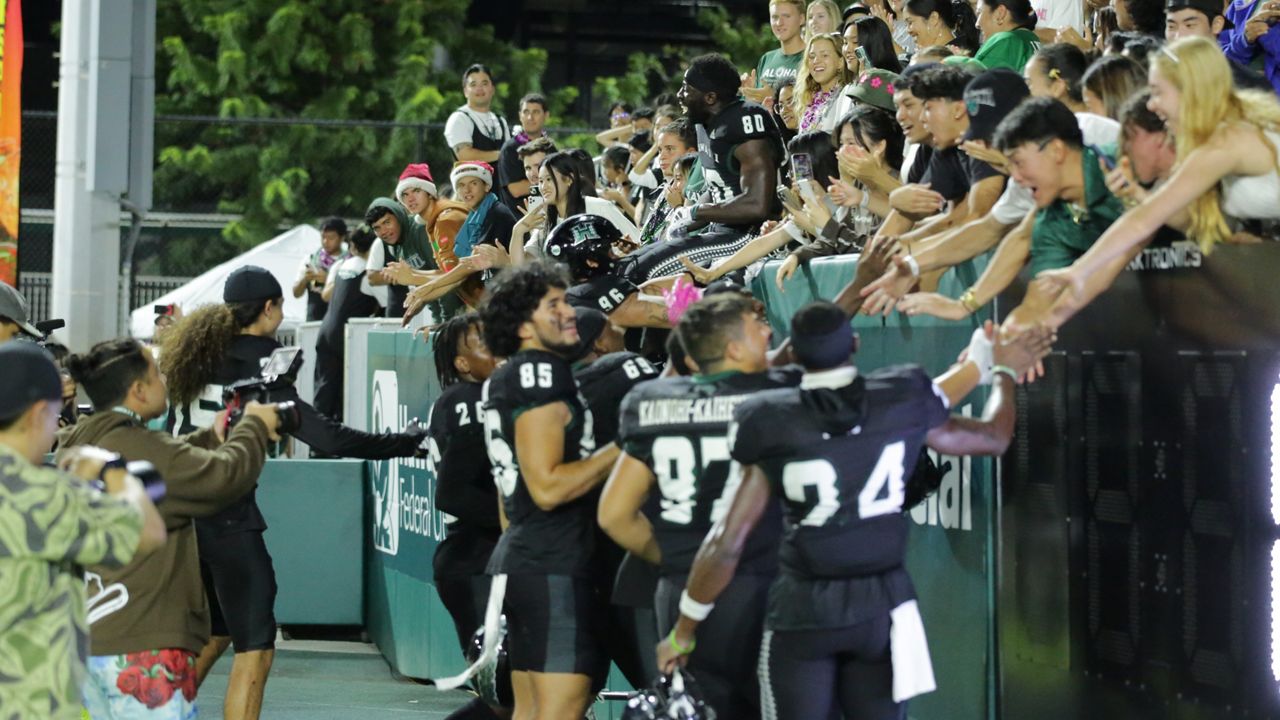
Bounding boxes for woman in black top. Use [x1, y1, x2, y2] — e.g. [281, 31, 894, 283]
[160, 265, 421, 720]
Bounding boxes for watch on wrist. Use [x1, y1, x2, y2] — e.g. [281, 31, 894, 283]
[959, 288, 982, 314]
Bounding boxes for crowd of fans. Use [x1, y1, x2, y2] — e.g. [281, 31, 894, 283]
[5, 0, 1280, 718]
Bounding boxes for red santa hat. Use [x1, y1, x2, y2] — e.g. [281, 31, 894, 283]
[450, 161, 494, 190]
[395, 163, 437, 200]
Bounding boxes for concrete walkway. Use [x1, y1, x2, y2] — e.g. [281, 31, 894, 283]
[197, 640, 473, 718]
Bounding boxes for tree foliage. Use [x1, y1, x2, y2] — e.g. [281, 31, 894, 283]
[154, 0, 576, 249]
[589, 9, 775, 112]
[148, 1, 770, 265]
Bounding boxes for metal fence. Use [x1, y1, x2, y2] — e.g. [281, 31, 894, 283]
[18, 272, 190, 325]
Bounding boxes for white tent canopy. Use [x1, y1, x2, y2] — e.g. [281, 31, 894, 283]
[130, 224, 321, 339]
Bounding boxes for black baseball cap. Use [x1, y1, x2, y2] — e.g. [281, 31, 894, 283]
[0, 343, 63, 422]
[963, 68, 1030, 142]
[1172, 0, 1228, 25]
[223, 265, 284, 303]
[0, 283, 41, 338]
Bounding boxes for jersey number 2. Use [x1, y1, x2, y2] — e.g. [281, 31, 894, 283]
[741, 114, 766, 134]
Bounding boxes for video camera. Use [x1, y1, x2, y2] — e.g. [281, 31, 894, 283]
[222, 346, 304, 435]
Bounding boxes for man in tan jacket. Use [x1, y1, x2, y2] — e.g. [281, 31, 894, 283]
[57, 338, 282, 720]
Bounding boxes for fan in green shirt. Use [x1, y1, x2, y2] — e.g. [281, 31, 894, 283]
[744, 0, 807, 103]
[756, 48, 805, 90]
[896, 97, 1124, 321]
[974, 0, 1042, 72]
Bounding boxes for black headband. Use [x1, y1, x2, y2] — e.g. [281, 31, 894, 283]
[792, 322, 855, 370]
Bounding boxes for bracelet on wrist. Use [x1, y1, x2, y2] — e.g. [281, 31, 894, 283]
[667, 628, 697, 656]
[991, 364, 1018, 382]
[903, 254, 921, 278]
[959, 288, 981, 314]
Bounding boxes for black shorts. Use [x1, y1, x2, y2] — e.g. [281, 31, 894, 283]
[502, 574, 603, 676]
[758, 616, 905, 720]
[621, 224, 753, 283]
[200, 530, 278, 652]
[656, 573, 771, 720]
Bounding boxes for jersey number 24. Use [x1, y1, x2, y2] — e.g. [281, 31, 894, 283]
[781, 440, 906, 526]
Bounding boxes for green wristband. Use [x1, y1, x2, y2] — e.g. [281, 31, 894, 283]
[992, 365, 1018, 382]
[667, 628, 696, 655]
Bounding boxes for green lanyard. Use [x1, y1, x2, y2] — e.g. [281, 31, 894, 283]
[111, 406, 143, 424]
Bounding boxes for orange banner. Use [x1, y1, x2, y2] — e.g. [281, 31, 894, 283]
[0, 0, 21, 287]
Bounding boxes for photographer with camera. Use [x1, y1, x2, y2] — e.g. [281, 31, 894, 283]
[0, 282, 44, 343]
[157, 265, 422, 720]
[57, 338, 283, 718]
[0, 342, 166, 719]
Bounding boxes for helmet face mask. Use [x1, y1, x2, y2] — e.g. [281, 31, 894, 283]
[544, 213, 622, 282]
[622, 669, 714, 720]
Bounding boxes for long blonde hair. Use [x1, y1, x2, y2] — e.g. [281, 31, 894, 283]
[794, 33, 851, 120]
[806, 0, 842, 36]
[1152, 36, 1280, 253]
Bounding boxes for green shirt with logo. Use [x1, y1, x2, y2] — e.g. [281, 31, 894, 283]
[756, 49, 803, 89]
[1030, 146, 1125, 275]
[974, 28, 1041, 73]
[0, 445, 143, 719]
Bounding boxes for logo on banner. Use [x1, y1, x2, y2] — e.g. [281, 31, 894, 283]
[910, 404, 973, 532]
[371, 370, 400, 555]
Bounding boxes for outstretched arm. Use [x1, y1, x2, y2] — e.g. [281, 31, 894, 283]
[926, 324, 1055, 455]
[1038, 141, 1236, 297]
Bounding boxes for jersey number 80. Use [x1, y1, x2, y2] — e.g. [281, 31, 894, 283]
[741, 114, 766, 134]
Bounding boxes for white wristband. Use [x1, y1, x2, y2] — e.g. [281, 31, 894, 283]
[679, 590, 715, 622]
[782, 219, 807, 242]
[903, 254, 921, 278]
[966, 326, 995, 385]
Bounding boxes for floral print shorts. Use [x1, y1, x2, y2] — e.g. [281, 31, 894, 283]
[84, 649, 198, 719]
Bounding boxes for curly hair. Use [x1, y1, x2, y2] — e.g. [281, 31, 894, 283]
[479, 260, 570, 358]
[159, 299, 269, 405]
[433, 312, 482, 388]
[64, 338, 151, 409]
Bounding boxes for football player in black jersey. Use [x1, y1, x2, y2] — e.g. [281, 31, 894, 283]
[657, 302, 1054, 719]
[425, 313, 508, 720]
[623, 53, 786, 282]
[477, 260, 622, 719]
[568, 307, 665, 691]
[546, 213, 674, 330]
[599, 292, 800, 719]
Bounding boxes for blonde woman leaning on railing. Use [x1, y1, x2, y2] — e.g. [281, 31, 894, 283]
[1009, 36, 1280, 332]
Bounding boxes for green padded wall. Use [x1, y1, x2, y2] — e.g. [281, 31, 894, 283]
[258, 459, 366, 625]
